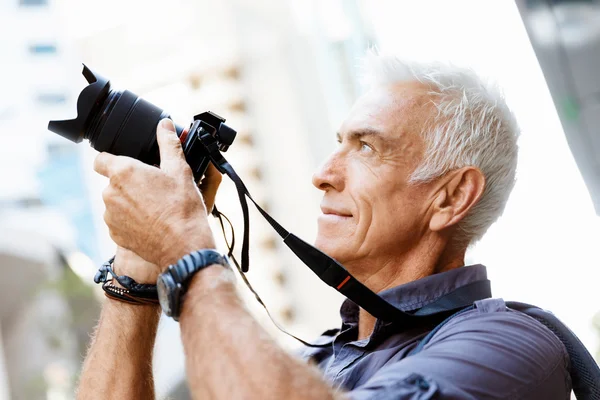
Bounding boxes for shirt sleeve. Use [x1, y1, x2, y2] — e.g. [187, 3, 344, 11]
[345, 306, 571, 400]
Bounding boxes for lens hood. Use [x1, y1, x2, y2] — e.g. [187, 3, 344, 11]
[47, 64, 111, 143]
[47, 65, 234, 180]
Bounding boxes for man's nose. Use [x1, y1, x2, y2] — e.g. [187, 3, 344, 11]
[312, 153, 345, 192]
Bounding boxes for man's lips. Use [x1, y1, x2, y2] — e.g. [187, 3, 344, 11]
[320, 206, 352, 217]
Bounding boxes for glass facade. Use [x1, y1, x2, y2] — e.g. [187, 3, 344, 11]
[35, 93, 67, 104]
[29, 44, 57, 54]
[19, 0, 48, 6]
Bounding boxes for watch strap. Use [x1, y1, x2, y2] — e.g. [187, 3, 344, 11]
[167, 249, 229, 287]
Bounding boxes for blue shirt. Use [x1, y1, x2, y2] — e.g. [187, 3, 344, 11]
[302, 265, 571, 399]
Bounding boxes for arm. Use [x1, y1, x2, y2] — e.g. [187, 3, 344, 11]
[178, 265, 339, 400]
[76, 248, 162, 400]
[83, 120, 223, 398]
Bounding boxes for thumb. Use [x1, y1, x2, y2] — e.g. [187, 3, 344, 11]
[156, 118, 186, 173]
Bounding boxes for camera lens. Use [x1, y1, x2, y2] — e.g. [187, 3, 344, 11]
[48, 64, 183, 166]
[87, 88, 179, 165]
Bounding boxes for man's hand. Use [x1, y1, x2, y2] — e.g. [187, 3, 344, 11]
[94, 118, 218, 269]
[114, 246, 161, 283]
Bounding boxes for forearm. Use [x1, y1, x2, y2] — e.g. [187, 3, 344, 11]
[77, 300, 161, 400]
[179, 267, 338, 400]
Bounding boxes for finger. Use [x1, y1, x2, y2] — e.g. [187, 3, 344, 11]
[101, 185, 113, 205]
[94, 152, 119, 178]
[156, 118, 186, 173]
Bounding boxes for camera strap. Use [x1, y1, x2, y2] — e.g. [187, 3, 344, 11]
[208, 151, 492, 327]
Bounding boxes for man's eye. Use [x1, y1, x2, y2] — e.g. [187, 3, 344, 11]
[360, 141, 373, 152]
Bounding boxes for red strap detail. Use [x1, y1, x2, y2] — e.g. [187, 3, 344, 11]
[179, 127, 190, 144]
[336, 275, 351, 290]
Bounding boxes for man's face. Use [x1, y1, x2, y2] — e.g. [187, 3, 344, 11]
[313, 81, 435, 268]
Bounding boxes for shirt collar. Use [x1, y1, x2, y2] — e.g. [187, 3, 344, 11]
[339, 264, 488, 326]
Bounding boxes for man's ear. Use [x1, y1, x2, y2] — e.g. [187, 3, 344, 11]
[429, 167, 486, 232]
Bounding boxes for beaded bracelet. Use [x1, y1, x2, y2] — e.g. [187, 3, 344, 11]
[94, 256, 159, 305]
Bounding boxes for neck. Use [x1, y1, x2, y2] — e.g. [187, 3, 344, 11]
[349, 237, 466, 340]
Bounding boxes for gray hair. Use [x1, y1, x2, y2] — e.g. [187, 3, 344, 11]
[360, 52, 520, 246]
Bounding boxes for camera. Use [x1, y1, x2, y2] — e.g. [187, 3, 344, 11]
[48, 64, 237, 182]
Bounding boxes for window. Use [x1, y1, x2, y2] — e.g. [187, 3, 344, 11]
[36, 93, 67, 105]
[19, 0, 48, 6]
[29, 44, 57, 54]
[47, 142, 76, 158]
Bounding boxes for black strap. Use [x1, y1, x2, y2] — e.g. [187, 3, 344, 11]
[209, 152, 492, 323]
[212, 207, 332, 348]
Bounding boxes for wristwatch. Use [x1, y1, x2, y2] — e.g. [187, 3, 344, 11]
[156, 249, 230, 321]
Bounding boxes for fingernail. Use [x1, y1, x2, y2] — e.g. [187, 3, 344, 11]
[159, 118, 175, 133]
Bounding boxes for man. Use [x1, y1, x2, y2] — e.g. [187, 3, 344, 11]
[79, 54, 571, 399]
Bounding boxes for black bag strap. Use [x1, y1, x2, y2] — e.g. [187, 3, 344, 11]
[409, 301, 600, 400]
[208, 150, 492, 324]
[505, 302, 600, 400]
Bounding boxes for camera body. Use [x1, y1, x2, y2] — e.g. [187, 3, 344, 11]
[180, 111, 236, 182]
[47, 65, 236, 182]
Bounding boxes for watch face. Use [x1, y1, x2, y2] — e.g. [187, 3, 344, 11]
[157, 275, 171, 316]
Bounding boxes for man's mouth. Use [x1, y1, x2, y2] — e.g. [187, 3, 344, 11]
[320, 206, 353, 218]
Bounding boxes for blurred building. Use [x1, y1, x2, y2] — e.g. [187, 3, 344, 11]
[517, 0, 600, 215]
[0, 0, 102, 398]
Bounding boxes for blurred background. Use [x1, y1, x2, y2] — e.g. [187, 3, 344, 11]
[0, 0, 599, 398]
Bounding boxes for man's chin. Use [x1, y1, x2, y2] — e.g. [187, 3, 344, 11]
[313, 237, 349, 263]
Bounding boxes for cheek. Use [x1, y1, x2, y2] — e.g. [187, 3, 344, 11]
[359, 184, 427, 245]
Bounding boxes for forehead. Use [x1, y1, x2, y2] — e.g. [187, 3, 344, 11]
[339, 81, 433, 141]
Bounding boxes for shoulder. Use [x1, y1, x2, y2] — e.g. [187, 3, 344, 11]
[431, 298, 569, 363]
[437, 298, 567, 354]
[424, 298, 571, 398]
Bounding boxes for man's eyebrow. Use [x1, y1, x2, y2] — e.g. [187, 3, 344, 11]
[336, 128, 384, 141]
